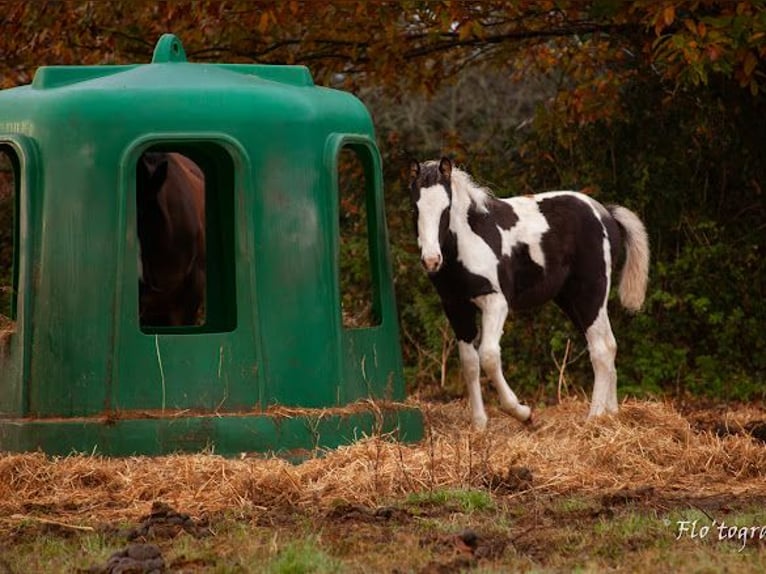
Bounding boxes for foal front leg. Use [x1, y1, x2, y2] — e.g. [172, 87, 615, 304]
[443, 299, 488, 430]
[458, 340, 488, 431]
[473, 293, 532, 423]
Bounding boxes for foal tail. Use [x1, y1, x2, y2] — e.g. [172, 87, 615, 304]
[609, 206, 650, 312]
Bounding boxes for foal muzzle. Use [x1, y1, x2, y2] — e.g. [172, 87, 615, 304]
[421, 253, 443, 274]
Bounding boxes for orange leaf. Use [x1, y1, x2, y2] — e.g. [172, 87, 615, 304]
[258, 11, 271, 34]
[663, 5, 675, 27]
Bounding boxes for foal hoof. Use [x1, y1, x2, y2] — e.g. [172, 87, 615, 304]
[520, 410, 539, 430]
[587, 404, 618, 419]
[515, 404, 532, 424]
[523, 411, 534, 426]
[472, 417, 488, 432]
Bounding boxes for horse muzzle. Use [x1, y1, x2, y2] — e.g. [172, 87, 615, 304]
[421, 253, 443, 274]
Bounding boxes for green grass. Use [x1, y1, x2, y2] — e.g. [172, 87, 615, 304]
[267, 537, 342, 574]
[551, 494, 601, 514]
[405, 488, 495, 513]
[2, 532, 116, 573]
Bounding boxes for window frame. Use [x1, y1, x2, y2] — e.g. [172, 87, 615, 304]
[0, 135, 35, 325]
[327, 134, 386, 331]
[126, 136, 241, 335]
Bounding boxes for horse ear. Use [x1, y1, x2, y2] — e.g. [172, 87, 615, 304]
[137, 156, 151, 190]
[409, 159, 420, 183]
[149, 160, 169, 194]
[439, 156, 452, 179]
[139, 154, 170, 195]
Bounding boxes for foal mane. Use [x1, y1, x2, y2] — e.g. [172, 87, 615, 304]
[449, 164, 494, 213]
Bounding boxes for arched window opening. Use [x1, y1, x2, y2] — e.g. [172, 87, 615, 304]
[0, 146, 18, 326]
[0, 144, 19, 360]
[338, 145, 381, 329]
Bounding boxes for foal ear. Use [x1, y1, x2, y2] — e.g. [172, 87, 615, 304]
[438, 156, 452, 179]
[409, 159, 420, 183]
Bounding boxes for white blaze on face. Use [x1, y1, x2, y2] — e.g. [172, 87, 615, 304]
[416, 184, 451, 272]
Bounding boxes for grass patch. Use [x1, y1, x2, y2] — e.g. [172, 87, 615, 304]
[594, 511, 662, 540]
[1, 532, 116, 573]
[406, 488, 495, 513]
[552, 494, 601, 515]
[267, 537, 341, 574]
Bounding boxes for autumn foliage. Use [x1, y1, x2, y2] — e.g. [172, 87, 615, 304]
[1, 1, 764, 400]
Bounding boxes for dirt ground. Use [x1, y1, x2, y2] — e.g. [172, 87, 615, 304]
[2, 397, 766, 572]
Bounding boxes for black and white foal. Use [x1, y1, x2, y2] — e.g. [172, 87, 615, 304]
[409, 158, 649, 429]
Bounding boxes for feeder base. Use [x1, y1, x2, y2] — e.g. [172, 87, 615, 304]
[0, 404, 424, 457]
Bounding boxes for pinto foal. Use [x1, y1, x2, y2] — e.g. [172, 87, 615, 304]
[409, 158, 649, 429]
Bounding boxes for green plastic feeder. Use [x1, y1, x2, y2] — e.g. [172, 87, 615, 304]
[0, 35, 422, 456]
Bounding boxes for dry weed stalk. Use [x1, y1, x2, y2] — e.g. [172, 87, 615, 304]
[555, 338, 572, 403]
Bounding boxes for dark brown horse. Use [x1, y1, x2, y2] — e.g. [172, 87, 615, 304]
[137, 152, 205, 327]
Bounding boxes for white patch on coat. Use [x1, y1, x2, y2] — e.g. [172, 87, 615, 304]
[499, 196, 551, 268]
[501, 190, 614, 273]
[448, 176, 502, 290]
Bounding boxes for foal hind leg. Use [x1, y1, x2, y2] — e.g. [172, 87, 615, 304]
[473, 293, 532, 423]
[586, 306, 618, 418]
[555, 281, 618, 418]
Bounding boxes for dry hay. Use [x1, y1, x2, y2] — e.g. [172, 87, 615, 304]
[1, 398, 765, 531]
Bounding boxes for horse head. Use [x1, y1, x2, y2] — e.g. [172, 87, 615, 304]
[408, 156, 453, 273]
[137, 152, 205, 326]
[137, 153, 171, 292]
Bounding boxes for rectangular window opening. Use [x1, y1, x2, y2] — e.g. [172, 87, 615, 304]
[0, 145, 19, 331]
[136, 143, 236, 334]
[338, 145, 381, 329]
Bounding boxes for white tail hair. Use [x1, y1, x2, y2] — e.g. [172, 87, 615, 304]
[610, 206, 649, 312]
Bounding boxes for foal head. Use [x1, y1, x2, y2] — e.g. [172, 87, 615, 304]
[409, 157, 453, 273]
